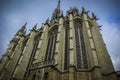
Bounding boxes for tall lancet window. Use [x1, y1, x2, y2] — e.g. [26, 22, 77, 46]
[74, 20, 88, 69]
[64, 21, 69, 70]
[30, 32, 42, 63]
[24, 33, 42, 78]
[45, 28, 58, 60]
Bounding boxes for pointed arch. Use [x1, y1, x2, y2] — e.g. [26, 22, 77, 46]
[45, 26, 58, 61]
[74, 18, 88, 69]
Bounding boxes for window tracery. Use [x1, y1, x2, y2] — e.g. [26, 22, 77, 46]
[45, 28, 58, 61]
[74, 21, 88, 69]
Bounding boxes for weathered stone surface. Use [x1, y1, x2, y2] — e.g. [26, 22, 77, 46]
[0, 1, 118, 80]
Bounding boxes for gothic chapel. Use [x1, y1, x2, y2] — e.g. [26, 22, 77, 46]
[0, 0, 118, 80]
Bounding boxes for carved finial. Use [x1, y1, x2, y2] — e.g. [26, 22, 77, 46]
[30, 23, 37, 32]
[57, 0, 60, 12]
[92, 12, 96, 18]
[33, 23, 37, 30]
[82, 6, 85, 12]
[46, 18, 49, 24]
[20, 22, 27, 33]
[21, 22, 27, 30]
[82, 7, 90, 14]
[16, 22, 27, 36]
[24, 22, 27, 27]
[91, 12, 99, 20]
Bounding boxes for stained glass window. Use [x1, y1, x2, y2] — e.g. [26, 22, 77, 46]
[64, 22, 69, 70]
[24, 33, 42, 78]
[45, 28, 58, 61]
[74, 21, 88, 69]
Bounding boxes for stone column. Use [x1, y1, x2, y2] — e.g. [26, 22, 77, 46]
[82, 12, 102, 80]
[68, 11, 76, 80]
[69, 11, 75, 66]
[13, 30, 36, 79]
[91, 17, 117, 80]
[34, 24, 49, 63]
[55, 16, 64, 70]
[0, 36, 24, 80]
[0, 38, 20, 75]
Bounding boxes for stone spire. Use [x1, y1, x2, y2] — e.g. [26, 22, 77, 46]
[57, 0, 60, 12]
[16, 22, 27, 36]
[51, 0, 61, 22]
[20, 22, 27, 32]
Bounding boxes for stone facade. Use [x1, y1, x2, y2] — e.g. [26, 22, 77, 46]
[0, 0, 118, 80]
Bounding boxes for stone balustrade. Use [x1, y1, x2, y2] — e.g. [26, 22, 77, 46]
[31, 59, 55, 69]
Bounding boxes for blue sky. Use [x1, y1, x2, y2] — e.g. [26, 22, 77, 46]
[0, 0, 120, 71]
